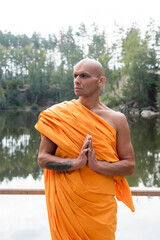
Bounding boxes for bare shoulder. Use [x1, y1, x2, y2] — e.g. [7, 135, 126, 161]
[96, 103, 128, 132]
[111, 111, 129, 132]
[107, 108, 127, 123]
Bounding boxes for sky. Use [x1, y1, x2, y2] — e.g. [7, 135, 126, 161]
[0, 0, 160, 38]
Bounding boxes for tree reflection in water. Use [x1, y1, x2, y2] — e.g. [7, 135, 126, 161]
[0, 111, 160, 187]
[0, 111, 42, 182]
[127, 116, 160, 187]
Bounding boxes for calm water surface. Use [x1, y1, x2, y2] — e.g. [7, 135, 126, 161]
[0, 111, 160, 239]
[0, 110, 160, 187]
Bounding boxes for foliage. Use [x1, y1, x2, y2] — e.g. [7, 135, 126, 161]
[100, 90, 123, 109]
[120, 26, 158, 109]
[156, 76, 160, 110]
[31, 103, 39, 110]
[0, 88, 6, 109]
[0, 21, 160, 109]
[157, 93, 160, 110]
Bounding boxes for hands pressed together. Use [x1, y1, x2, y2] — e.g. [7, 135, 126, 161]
[39, 128, 134, 175]
[40, 133, 134, 176]
[76, 135, 98, 171]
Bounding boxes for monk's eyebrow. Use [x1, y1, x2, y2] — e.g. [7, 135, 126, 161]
[73, 72, 90, 78]
[80, 73, 90, 77]
[73, 73, 78, 78]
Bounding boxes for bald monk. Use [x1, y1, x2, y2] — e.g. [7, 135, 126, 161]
[35, 58, 135, 240]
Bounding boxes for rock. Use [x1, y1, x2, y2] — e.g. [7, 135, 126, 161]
[141, 110, 159, 118]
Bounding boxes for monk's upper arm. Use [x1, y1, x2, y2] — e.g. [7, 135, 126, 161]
[116, 113, 135, 165]
[39, 136, 57, 156]
[37, 136, 58, 168]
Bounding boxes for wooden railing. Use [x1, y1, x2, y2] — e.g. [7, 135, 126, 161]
[0, 188, 160, 196]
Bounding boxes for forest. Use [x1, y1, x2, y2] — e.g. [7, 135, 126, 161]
[0, 20, 160, 110]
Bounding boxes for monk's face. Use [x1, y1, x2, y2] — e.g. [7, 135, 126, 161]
[73, 61, 101, 97]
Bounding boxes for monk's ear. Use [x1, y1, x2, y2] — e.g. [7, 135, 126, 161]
[98, 76, 106, 87]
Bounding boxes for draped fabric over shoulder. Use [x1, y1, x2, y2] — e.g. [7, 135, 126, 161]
[35, 100, 135, 240]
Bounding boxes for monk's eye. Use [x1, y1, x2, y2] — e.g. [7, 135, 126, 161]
[81, 73, 88, 78]
[73, 74, 78, 78]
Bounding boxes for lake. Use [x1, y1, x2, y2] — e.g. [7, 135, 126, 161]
[0, 110, 160, 239]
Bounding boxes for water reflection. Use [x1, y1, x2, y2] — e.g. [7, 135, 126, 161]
[0, 111, 42, 182]
[0, 111, 160, 187]
[2, 134, 31, 155]
[127, 116, 160, 187]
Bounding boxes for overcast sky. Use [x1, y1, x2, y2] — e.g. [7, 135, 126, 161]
[0, 0, 160, 37]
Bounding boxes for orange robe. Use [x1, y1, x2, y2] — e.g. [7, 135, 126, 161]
[35, 99, 135, 240]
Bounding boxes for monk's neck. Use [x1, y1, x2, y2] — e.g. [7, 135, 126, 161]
[78, 96, 102, 110]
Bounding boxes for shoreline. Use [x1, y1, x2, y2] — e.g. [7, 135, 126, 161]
[1, 105, 160, 119]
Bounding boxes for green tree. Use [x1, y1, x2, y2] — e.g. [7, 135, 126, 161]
[28, 48, 47, 104]
[75, 23, 88, 58]
[88, 23, 107, 59]
[121, 27, 157, 108]
[0, 88, 6, 109]
[58, 26, 83, 68]
[99, 54, 122, 108]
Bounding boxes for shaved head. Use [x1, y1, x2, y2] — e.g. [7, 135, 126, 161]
[74, 58, 104, 77]
[73, 58, 106, 98]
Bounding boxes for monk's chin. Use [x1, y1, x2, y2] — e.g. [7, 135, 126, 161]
[74, 92, 83, 96]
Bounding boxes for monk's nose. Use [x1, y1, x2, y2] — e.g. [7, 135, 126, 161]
[74, 76, 81, 84]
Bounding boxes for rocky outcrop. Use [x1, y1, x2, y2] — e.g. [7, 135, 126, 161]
[141, 110, 159, 118]
[119, 104, 160, 118]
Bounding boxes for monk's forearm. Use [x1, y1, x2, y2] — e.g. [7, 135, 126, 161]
[38, 153, 81, 171]
[46, 161, 73, 171]
[95, 159, 135, 176]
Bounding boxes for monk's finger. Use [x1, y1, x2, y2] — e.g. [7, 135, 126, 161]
[90, 138, 93, 150]
[82, 148, 89, 156]
[81, 138, 89, 150]
[87, 149, 92, 162]
[81, 149, 89, 162]
[87, 138, 93, 150]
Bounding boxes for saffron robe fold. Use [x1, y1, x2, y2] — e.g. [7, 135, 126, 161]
[35, 99, 135, 240]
